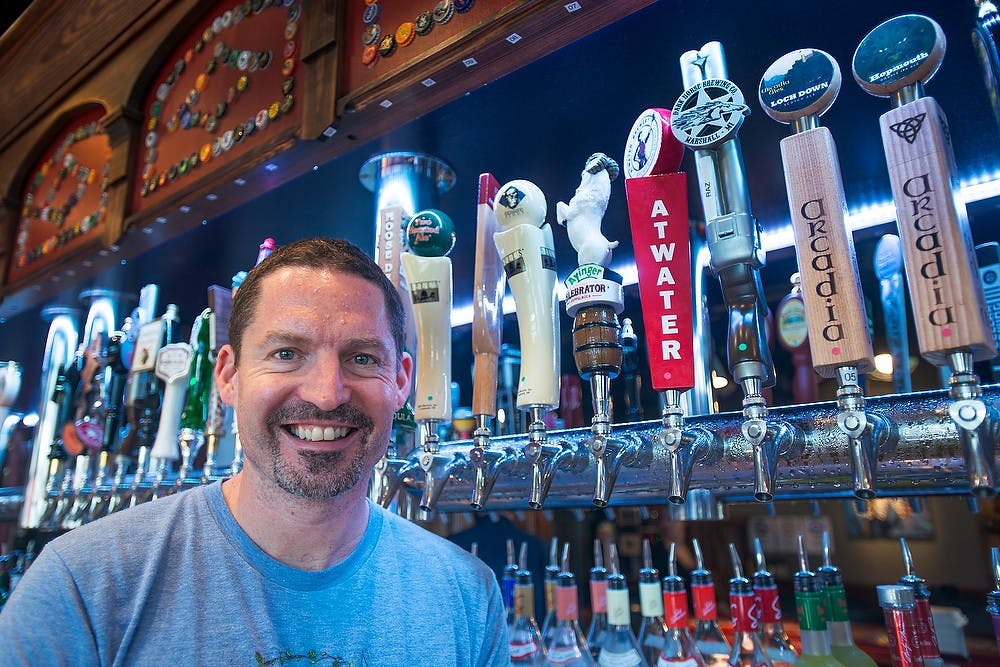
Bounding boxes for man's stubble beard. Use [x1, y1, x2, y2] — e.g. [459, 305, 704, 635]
[256, 403, 383, 500]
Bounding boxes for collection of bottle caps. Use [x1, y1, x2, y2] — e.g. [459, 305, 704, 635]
[489, 531, 980, 667]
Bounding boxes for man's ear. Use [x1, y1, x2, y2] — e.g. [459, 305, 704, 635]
[395, 350, 413, 410]
[215, 344, 238, 407]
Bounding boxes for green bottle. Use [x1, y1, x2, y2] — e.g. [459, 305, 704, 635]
[792, 535, 845, 667]
[177, 308, 213, 485]
[817, 532, 877, 667]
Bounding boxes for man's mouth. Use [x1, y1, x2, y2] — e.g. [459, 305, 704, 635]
[286, 425, 354, 442]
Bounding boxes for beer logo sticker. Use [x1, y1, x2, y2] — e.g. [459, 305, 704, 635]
[498, 185, 525, 209]
[759, 49, 838, 118]
[890, 112, 927, 144]
[853, 14, 938, 87]
[671, 78, 750, 147]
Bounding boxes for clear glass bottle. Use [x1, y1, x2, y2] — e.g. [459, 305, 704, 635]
[877, 585, 925, 667]
[727, 543, 772, 667]
[597, 542, 648, 667]
[545, 543, 596, 666]
[657, 542, 705, 667]
[542, 537, 562, 645]
[511, 542, 547, 666]
[690, 538, 730, 666]
[817, 532, 877, 667]
[588, 538, 611, 659]
[505, 538, 520, 630]
[752, 538, 797, 666]
[791, 535, 845, 667]
[987, 547, 1000, 655]
[897, 539, 943, 667]
[637, 539, 670, 664]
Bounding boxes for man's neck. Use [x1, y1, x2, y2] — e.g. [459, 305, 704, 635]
[220, 473, 371, 571]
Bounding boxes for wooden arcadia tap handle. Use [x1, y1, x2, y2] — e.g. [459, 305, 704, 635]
[878, 96, 996, 364]
[472, 173, 504, 419]
[854, 15, 994, 364]
[779, 128, 874, 375]
[760, 48, 873, 377]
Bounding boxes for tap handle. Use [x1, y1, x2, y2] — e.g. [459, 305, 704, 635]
[761, 49, 875, 377]
[855, 15, 995, 366]
[622, 110, 695, 393]
[472, 173, 505, 420]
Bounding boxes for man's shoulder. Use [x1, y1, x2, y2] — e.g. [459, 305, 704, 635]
[372, 504, 494, 580]
[46, 485, 214, 562]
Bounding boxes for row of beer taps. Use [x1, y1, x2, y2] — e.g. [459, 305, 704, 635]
[372, 18, 1000, 515]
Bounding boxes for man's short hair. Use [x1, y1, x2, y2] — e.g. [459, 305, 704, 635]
[228, 238, 406, 363]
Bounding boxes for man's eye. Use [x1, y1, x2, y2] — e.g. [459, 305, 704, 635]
[352, 353, 374, 366]
[275, 349, 296, 361]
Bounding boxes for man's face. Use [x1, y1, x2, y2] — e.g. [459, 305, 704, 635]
[216, 267, 411, 499]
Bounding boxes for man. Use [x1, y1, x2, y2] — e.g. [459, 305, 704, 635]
[0, 238, 509, 665]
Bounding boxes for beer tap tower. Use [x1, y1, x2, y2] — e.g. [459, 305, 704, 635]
[759, 48, 895, 499]
[623, 107, 721, 505]
[400, 208, 462, 513]
[854, 14, 999, 496]
[493, 179, 582, 509]
[469, 173, 521, 511]
[559, 152, 647, 507]
[671, 42, 802, 501]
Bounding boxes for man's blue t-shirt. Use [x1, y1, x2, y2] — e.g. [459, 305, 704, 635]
[0, 482, 508, 666]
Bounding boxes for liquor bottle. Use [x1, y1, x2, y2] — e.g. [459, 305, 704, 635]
[987, 547, 1000, 654]
[690, 538, 730, 665]
[896, 539, 943, 667]
[658, 542, 705, 666]
[542, 537, 562, 645]
[637, 538, 670, 663]
[791, 536, 845, 667]
[727, 543, 772, 667]
[545, 543, 596, 666]
[598, 542, 647, 667]
[0, 554, 11, 610]
[816, 533, 877, 667]
[176, 308, 213, 486]
[588, 538, 611, 658]
[511, 542, 547, 665]
[752, 538, 798, 665]
[505, 538, 520, 629]
[877, 585, 924, 667]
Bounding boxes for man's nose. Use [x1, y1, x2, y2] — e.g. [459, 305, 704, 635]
[298, 354, 350, 410]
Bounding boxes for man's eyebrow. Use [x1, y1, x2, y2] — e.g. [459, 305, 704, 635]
[259, 331, 311, 348]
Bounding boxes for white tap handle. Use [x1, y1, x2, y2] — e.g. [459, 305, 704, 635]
[400, 253, 453, 423]
[151, 343, 192, 461]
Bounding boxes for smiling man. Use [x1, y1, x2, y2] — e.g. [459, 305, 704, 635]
[0, 238, 509, 666]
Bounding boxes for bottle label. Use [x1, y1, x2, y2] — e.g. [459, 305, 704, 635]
[883, 607, 922, 667]
[755, 584, 782, 623]
[825, 585, 851, 622]
[509, 639, 541, 659]
[663, 590, 689, 628]
[132, 320, 166, 372]
[914, 598, 942, 660]
[730, 592, 760, 632]
[591, 579, 609, 613]
[546, 580, 557, 613]
[598, 648, 644, 667]
[557, 585, 579, 621]
[795, 590, 827, 631]
[548, 645, 584, 664]
[640, 581, 665, 618]
[658, 658, 700, 667]
[515, 583, 534, 619]
[607, 587, 631, 626]
[691, 583, 718, 620]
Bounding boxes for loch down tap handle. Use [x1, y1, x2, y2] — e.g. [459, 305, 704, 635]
[760, 48, 875, 377]
[471, 173, 505, 419]
[854, 15, 996, 366]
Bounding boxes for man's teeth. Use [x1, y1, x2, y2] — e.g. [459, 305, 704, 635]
[290, 425, 350, 441]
